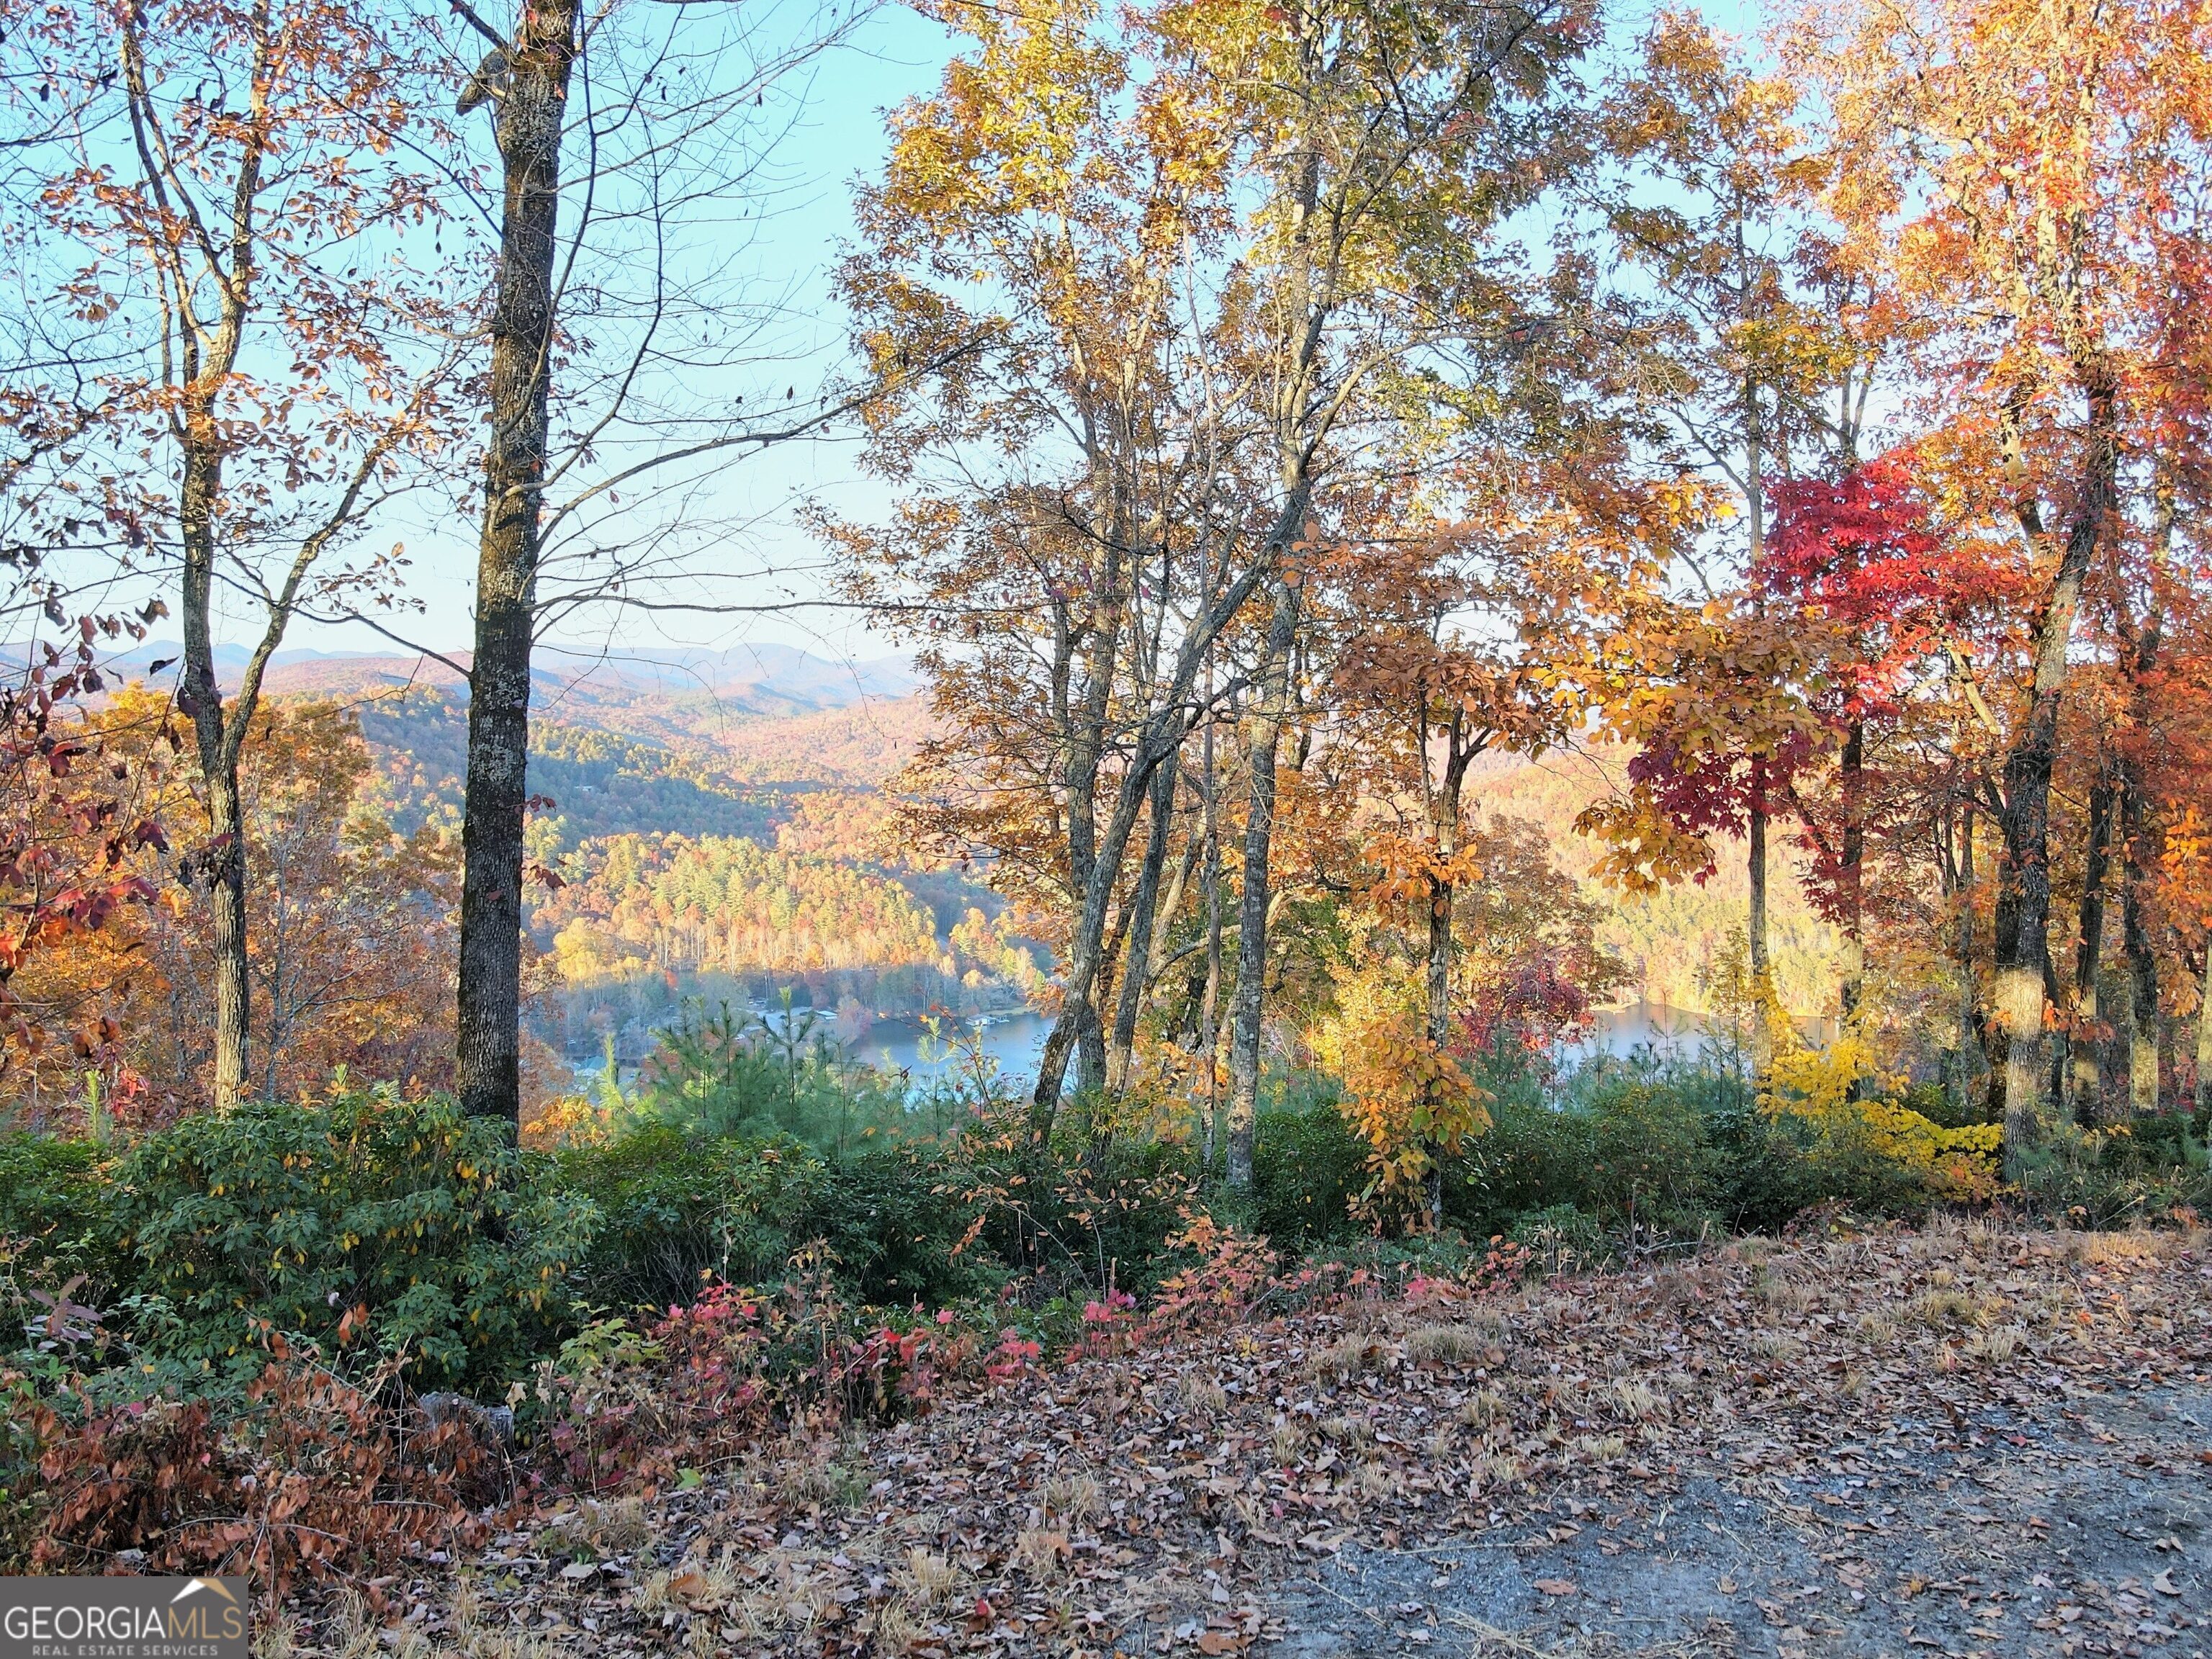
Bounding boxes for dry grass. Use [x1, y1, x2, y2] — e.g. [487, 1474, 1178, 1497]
[1748, 1328, 1804, 1361]
[1459, 1388, 1509, 1429]
[869, 1598, 923, 1656]
[590, 1496, 651, 1552]
[897, 1547, 965, 1608]
[1318, 1412, 1375, 1449]
[1040, 1470, 1104, 1529]
[1307, 1334, 1380, 1382]
[1406, 1323, 1488, 1364]
[779, 1451, 871, 1512]
[1757, 1276, 1817, 1316]
[1964, 1324, 2026, 1363]
[539, 1496, 651, 1560]
[1012, 1524, 1069, 1578]
[327, 1591, 375, 1659]
[434, 1581, 561, 1659]
[1471, 1451, 1524, 1491]
[1907, 1287, 1992, 1328]
[1464, 1304, 1513, 1339]
[2067, 1230, 2173, 1268]
[1611, 1377, 1668, 1422]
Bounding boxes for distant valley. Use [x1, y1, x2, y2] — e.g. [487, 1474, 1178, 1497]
[105, 642, 1017, 1068]
[97, 643, 1839, 1067]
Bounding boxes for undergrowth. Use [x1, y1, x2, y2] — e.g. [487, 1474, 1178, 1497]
[0, 1027, 2203, 1582]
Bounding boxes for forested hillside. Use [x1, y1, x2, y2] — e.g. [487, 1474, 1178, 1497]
[354, 690, 785, 847]
[334, 684, 1021, 1043]
[336, 673, 1828, 1043]
[1472, 750, 1843, 1017]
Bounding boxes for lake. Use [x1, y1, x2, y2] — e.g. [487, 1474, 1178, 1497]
[848, 1010, 1052, 1089]
[578, 999, 1807, 1100]
[1566, 1000, 1717, 1060]
[1563, 1000, 1835, 1061]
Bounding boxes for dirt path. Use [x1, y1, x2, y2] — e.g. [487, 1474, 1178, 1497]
[268, 1223, 2212, 1659]
[1272, 1379, 2210, 1658]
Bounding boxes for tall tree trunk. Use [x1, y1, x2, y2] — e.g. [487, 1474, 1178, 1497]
[1423, 718, 1473, 1231]
[2121, 773, 2161, 1116]
[127, 1, 268, 1112]
[1224, 574, 1300, 1192]
[1107, 759, 1181, 1094]
[1741, 351, 1775, 1079]
[1199, 721, 1224, 1175]
[456, 0, 582, 1130]
[2194, 945, 2212, 1123]
[2118, 521, 2166, 1118]
[1995, 379, 2116, 1166]
[1028, 549, 1273, 1141]
[1063, 593, 1121, 1106]
[1838, 719, 1865, 1030]
[1938, 805, 1972, 1109]
[1747, 802, 1771, 1075]
[2069, 767, 2116, 1125]
[1957, 803, 1990, 1101]
[179, 443, 252, 1112]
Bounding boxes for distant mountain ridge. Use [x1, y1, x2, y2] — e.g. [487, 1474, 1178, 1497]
[96, 640, 932, 822]
[104, 641, 918, 718]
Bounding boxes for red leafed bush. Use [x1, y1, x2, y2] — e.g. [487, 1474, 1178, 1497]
[539, 1280, 940, 1493]
[32, 1346, 500, 1594]
[1077, 1288, 1140, 1356]
[982, 1329, 1041, 1382]
[1144, 1214, 1280, 1336]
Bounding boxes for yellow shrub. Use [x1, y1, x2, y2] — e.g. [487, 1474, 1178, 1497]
[523, 1092, 618, 1151]
[1310, 958, 1491, 1204]
[1761, 1036, 1999, 1201]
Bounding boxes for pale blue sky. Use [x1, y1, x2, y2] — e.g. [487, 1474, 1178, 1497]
[269, 0, 1768, 669]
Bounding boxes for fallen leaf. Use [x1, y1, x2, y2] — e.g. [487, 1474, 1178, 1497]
[1196, 1632, 1241, 1655]
[2151, 1570, 2181, 1598]
[1533, 1578, 1577, 1597]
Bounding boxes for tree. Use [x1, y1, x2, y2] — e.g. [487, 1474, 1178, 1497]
[1795, 0, 2212, 1156]
[1179, 0, 1597, 1191]
[834, 0, 1291, 1148]
[1761, 459, 1997, 1028]
[6, 0, 465, 1108]
[445, 0, 870, 1128]
[1452, 814, 1626, 1058]
[1595, 9, 1865, 1035]
[0, 626, 170, 1125]
[126, 699, 459, 1105]
[839, 0, 1600, 1179]
[448, 0, 585, 1129]
[1330, 480, 1641, 1218]
[1574, 591, 1832, 945]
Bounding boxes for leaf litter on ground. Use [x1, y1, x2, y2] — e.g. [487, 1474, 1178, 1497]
[261, 1218, 2212, 1658]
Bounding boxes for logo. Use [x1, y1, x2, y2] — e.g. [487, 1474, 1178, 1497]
[0, 1576, 248, 1658]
